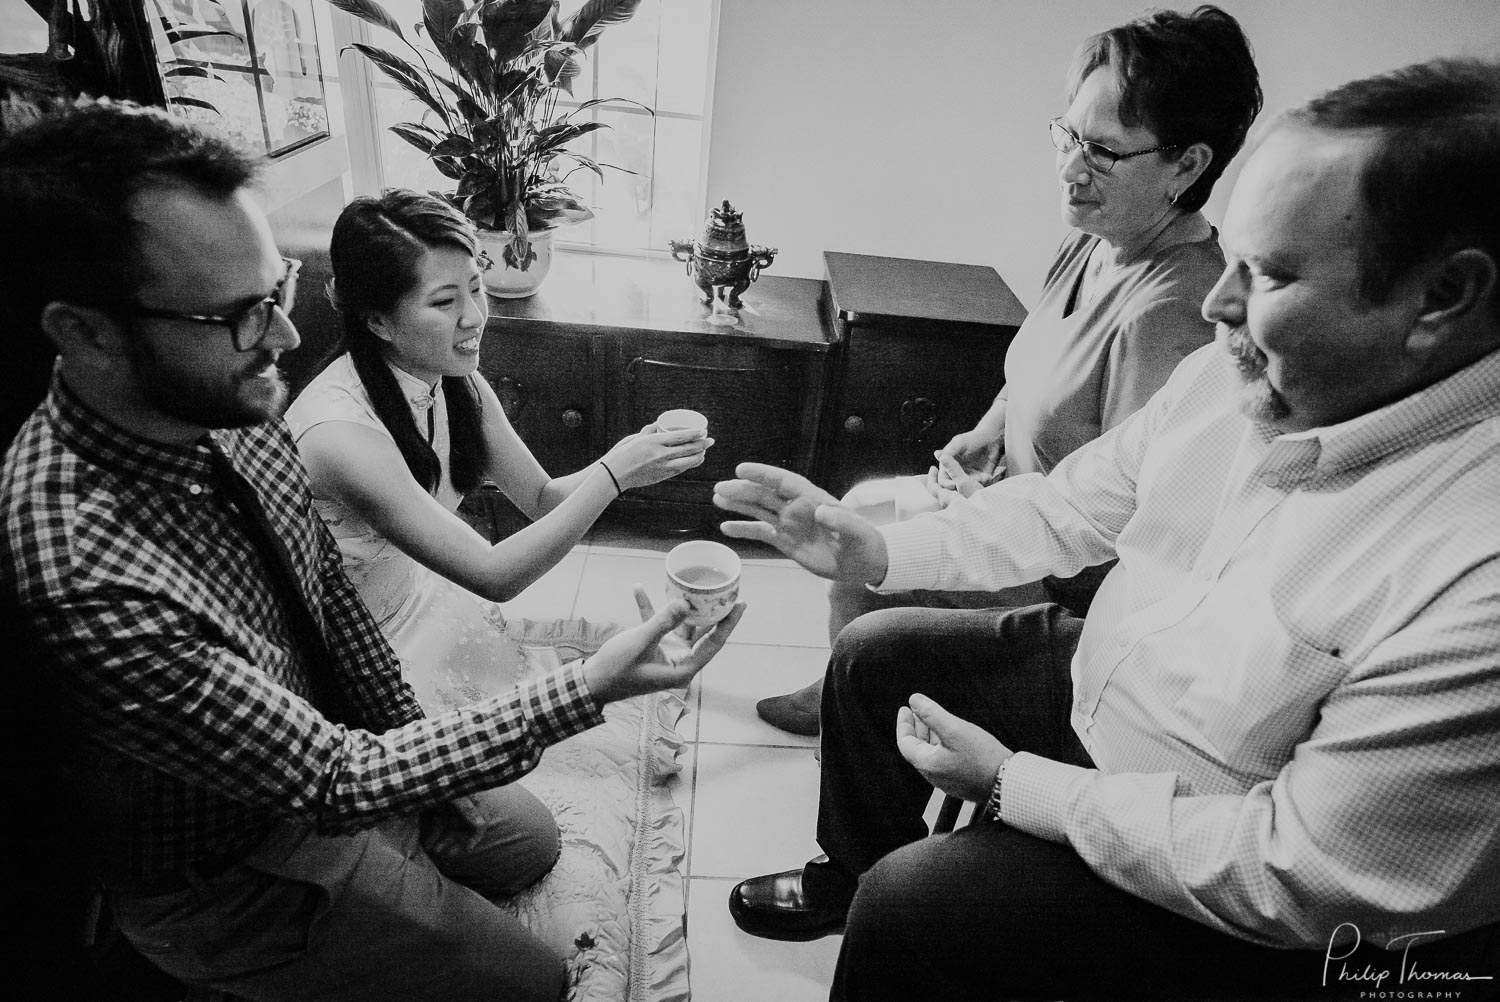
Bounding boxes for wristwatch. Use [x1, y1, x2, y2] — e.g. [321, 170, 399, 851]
[985, 756, 1012, 823]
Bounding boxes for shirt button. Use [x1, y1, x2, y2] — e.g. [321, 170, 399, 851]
[189, 484, 203, 496]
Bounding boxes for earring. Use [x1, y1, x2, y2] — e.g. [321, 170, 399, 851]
[1167, 190, 1179, 206]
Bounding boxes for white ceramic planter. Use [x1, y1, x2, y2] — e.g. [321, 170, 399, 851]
[477, 227, 554, 299]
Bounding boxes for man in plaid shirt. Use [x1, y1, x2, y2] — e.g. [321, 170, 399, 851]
[0, 100, 742, 1002]
[717, 59, 1500, 999]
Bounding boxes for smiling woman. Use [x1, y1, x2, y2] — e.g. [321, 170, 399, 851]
[283, 188, 717, 997]
[286, 187, 711, 693]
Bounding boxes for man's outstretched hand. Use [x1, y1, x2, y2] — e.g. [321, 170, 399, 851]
[713, 463, 889, 584]
[584, 585, 745, 703]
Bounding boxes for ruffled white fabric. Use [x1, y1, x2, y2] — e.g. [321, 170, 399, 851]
[491, 618, 691, 1002]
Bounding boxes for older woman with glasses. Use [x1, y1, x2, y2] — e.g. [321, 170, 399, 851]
[757, 4, 1262, 737]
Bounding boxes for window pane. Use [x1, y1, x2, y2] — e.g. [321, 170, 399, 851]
[589, 106, 656, 249]
[0, 0, 50, 54]
[151, 0, 268, 154]
[650, 114, 703, 250]
[373, 86, 447, 193]
[595, 2, 660, 107]
[656, 0, 711, 117]
[250, 0, 330, 155]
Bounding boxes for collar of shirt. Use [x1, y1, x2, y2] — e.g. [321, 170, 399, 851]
[50, 372, 216, 495]
[1246, 346, 1500, 487]
[386, 360, 444, 420]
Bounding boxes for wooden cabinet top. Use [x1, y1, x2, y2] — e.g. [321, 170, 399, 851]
[823, 251, 1027, 332]
[486, 252, 832, 352]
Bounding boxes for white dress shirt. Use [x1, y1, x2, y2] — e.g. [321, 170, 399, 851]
[879, 341, 1500, 949]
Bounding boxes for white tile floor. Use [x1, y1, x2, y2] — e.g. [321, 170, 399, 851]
[497, 520, 844, 1002]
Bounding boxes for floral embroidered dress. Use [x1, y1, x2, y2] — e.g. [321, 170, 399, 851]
[285, 354, 690, 1002]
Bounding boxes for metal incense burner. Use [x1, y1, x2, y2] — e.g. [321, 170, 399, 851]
[668, 200, 777, 309]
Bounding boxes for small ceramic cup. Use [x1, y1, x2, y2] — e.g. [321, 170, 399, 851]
[664, 539, 742, 629]
[655, 408, 709, 433]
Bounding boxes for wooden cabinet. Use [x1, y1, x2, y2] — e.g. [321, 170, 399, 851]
[461, 254, 832, 537]
[459, 251, 1026, 538]
[607, 334, 820, 510]
[817, 252, 1027, 496]
[485, 330, 597, 481]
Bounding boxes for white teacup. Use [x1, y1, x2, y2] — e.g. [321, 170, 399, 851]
[655, 408, 709, 433]
[664, 539, 741, 629]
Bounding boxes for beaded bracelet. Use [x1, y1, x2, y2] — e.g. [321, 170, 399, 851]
[599, 460, 623, 497]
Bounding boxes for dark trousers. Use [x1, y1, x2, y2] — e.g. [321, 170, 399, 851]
[816, 604, 1500, 1001]
[108, 786, 567, 1002]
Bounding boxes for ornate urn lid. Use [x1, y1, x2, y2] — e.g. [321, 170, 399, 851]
[696, 200, 749, 257]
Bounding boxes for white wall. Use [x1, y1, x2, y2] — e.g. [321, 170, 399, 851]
[705, 0, 1500, 306]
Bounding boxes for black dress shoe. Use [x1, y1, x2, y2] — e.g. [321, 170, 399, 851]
[755, 679, 823, 736]
[728, 856, 854, 941]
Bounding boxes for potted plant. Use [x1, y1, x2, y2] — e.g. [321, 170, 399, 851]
[328, 0, 647, 296]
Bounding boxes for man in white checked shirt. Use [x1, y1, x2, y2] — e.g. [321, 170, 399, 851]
[716, 59, 1500, 1001]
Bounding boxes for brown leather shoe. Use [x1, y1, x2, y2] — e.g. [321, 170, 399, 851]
[728, 855, 854, 941]
[755, 678, 823, 736]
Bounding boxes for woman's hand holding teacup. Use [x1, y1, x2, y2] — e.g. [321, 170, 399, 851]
[600, 425, 713, 490]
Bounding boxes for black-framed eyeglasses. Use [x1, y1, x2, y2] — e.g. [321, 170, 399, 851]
[122, 257, 301, 352]
[1049, 119, 1178, 176]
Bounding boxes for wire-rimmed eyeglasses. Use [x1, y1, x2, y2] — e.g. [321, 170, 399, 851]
[121, 257, 301, 352]
[1049, 119, 1178, 175]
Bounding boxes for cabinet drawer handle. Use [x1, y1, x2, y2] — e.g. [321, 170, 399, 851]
[843, 415, 865, 436]
[624, 355, 792, 381]
[560, 408, 584, 429]
[496, 376, 528, 421]
[900, 397, 937, 434]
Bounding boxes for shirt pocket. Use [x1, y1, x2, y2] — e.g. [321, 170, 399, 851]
[1178, 632, 1350, 777]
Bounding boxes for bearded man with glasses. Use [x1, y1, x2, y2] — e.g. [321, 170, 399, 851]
[0, 99, 742, 1001]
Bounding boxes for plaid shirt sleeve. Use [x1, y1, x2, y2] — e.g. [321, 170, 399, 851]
[36, 580, 604, 835]
[310, 512, 426, 731]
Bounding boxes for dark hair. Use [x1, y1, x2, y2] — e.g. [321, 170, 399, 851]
[1288, 58, 1500, 316]
[0, 98, 263, 341]
[1068, 5, 1262, 213]
[326, 189, 486, 496]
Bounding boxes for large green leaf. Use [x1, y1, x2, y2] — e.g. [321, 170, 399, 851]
[432, 135, 474, 156]
[345, 42, 454, 130]
[323, 0, 405, 38]
[558, 0, 640, 49]
[549, 0, 640, 90]
[477, 0, 555, 65]
[525, 191, 593, 231]
[530, 119, 605, 156]
[421, 0, 469, 66]
[390, 122, 441, 154]
[432, 157, 466, 180]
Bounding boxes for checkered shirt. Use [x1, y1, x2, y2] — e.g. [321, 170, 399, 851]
[2, 375, 603, 881]
[881, 343, 1500, 949]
